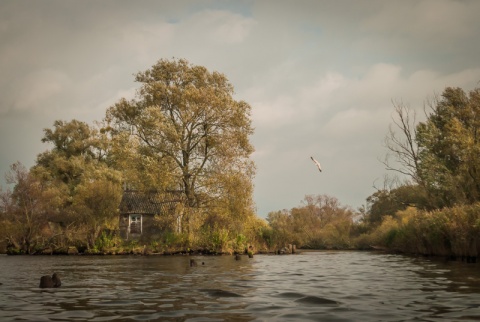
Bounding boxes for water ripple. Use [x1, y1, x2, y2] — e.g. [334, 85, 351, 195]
[1, 252, 480, 321]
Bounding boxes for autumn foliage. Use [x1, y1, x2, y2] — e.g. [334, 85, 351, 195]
[1, 59, 479, 258]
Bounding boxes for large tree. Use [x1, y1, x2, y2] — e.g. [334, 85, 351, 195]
[383, 85, 480, 210]
[105, 58, 255, 219]
[416, 86, 480, 208]
[31, 119, 122, 249]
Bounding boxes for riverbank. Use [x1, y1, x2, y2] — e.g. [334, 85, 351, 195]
[4, 246, 479, 266]
[3, 241, 303, 257]
[3, 245, 294, 256]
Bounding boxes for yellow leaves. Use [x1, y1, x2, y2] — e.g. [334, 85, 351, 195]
[396, 206, 419, 226]
[367, 202, 480, 255]
[266, 194, 355, 249]
[375, 215, 398, 236]
[413, 85, 480, 207]
[108, 58, 255, 219]
[73, 176, 122, 221]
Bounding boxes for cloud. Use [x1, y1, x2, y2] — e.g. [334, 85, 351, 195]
[1, 0, 480, 217]
[251, 95, 296, 129]
[363, 0, 473, 41]
[322, 108, 387, 140]
[6, 69, 71, 114]
[176, 9, 256, 45]
[299, 72, 346, 113]
[120, 21, 175, 63]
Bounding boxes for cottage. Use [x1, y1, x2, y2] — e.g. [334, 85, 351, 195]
[119, 190, 184, 240]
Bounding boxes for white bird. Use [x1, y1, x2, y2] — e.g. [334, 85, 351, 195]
[310, 156, 322, 172]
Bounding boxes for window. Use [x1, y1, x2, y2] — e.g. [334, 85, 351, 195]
[129, 214, 142, 234]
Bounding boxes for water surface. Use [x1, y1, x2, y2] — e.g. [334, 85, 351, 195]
[1, 251, 480, 321]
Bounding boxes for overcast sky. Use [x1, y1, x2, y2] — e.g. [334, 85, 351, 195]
[1, 0, 480, 217]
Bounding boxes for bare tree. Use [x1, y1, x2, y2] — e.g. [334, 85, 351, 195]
[382, 100, 421, 184]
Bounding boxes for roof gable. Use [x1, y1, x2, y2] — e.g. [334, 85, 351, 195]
[119, 190, 184, 215]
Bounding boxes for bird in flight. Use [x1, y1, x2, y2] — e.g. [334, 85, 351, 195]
[310, 156, 322, 172]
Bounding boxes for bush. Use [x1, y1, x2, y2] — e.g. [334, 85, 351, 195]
[365, 203, 480, 257]
[353, 233, 374, 250]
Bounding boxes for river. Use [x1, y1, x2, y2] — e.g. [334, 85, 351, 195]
[1, 251, 480, 321]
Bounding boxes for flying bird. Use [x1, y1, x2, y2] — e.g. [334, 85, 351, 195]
[310, 156, 322, 172]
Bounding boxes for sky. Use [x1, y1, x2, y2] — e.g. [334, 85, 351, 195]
[1, 0, 480, 217]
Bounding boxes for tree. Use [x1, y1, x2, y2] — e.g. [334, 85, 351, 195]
[267, 195, 355, 249]
[71, 164, 122, 250]
[2, 162, 66, 253]
[35, 119, 108, 190]
[297, 194, 354, 248]
[105, 58, 255, 217]
[365, 185, 428, 226]
[383, 100, 421, 183]
[42, 120, 101, 159]
[31, 119, 122, 250]
[416, 86, 480, 208]
[267, 210, 294, 247]
[383, 85, 480, 209]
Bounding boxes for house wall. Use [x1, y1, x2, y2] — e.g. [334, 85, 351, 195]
[119, 215, 129, 239]
[119, 214, 159, 241]
[140, 216, 157, 240]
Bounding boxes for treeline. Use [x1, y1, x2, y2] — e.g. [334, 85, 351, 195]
[1, 57, 479, 258]
[263, 194, 357, 250]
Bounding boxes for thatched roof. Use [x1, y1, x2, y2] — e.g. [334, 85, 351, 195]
[119, 190, 184, 215]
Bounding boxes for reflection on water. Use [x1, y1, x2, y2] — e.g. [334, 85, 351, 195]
[1, 251, 480, 321]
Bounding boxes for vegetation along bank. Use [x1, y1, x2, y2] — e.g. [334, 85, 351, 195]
[1, 58, 479, 261]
